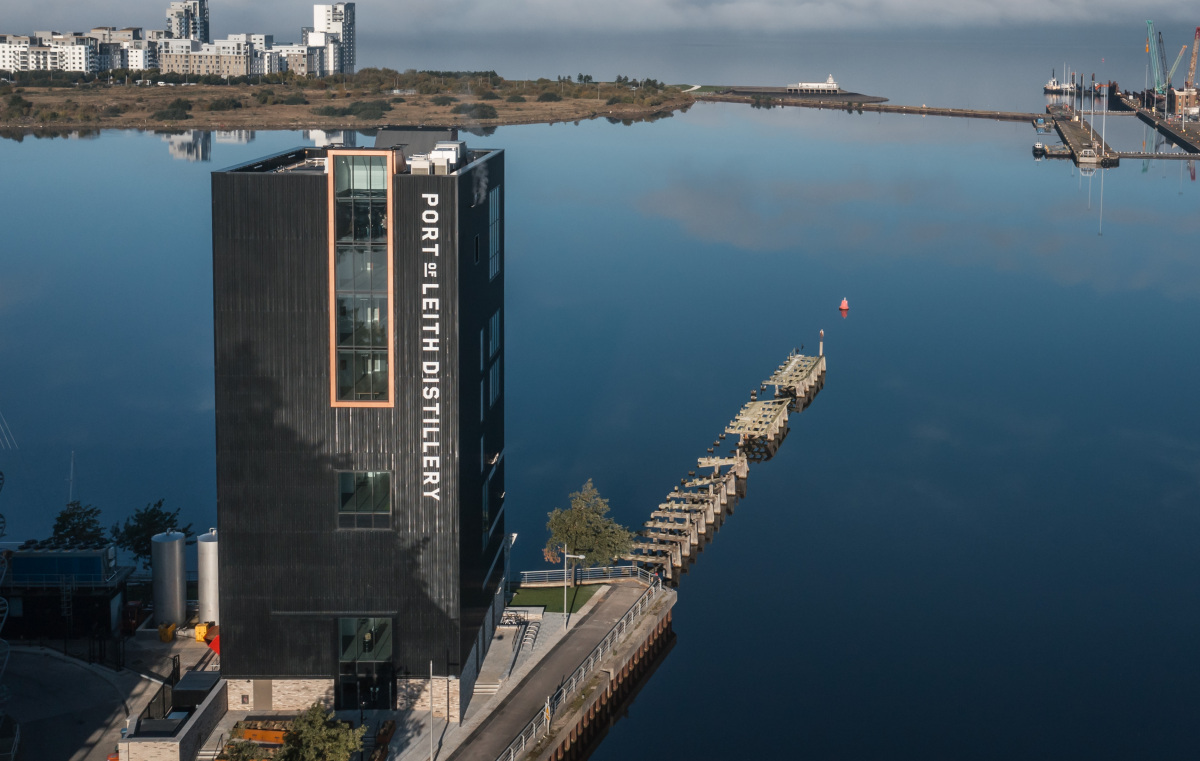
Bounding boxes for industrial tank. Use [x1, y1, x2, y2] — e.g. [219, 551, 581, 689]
[197, 529, 219, 624]
[151, 531, 187, 625]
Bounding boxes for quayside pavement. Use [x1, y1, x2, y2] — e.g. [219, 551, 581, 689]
[389, 582, 650, 761]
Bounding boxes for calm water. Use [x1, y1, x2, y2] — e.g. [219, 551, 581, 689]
[3, 30, 1200, 758]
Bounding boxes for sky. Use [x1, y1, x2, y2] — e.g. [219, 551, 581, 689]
[6, 0, 1200, 40]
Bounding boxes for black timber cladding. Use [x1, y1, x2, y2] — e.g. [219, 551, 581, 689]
[211, 146, 504, 682]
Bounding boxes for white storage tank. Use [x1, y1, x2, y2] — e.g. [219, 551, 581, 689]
[151, 531, 187, 625]
[197, 528, 219, 624]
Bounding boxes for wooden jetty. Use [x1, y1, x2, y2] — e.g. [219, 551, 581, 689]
[622, 345, 827, 581]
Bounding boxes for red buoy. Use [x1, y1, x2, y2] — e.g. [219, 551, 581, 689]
[839, 298, 849, 310]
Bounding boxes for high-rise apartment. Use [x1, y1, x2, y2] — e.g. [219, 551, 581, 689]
[166, 0, 210, 44]
[211, 130, 506, 717]
[312, 2, 354, 74]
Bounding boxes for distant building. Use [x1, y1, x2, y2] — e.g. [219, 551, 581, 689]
[87, 26, 144, 44]
[274, 42, 325, 77]
[226, 33, 280, 75]
[0, 35, 32, 73]
[166, 0, 210, 43]
[311, 3, 355, 74]
[122, 40, 158, 71]
[158, 37, 251, 78]
[786, 75, 840, 94]
[28, 32, 98, 73]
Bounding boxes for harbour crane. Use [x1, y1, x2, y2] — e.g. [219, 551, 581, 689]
[1168, 44, 1189, 86]
[1148, 22, 1167, 94]
[1186, 27, 1200, 91]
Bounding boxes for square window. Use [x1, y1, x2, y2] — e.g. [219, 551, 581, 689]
[337, 471, 391, 529]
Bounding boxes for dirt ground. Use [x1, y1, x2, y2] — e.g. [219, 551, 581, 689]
[0, 83, 695, 131]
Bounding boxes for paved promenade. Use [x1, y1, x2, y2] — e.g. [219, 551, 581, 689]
[444, 584, 646, 761]
[385, 582, 648, 761]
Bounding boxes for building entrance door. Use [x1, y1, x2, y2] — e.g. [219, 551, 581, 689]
[338, 661, 394, 710]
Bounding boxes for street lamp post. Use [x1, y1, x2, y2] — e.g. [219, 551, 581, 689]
[563, 546, 585, 630]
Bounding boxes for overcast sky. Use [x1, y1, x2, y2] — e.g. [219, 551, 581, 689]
[6, 0, 1200, 37]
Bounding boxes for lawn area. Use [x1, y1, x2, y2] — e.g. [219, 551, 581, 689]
[510, 584, 599, 613]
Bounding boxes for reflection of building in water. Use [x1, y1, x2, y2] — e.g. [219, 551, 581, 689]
[214, 130, 255, 144]
[304, 129, 356, 147]
[162, 130, 212, 162]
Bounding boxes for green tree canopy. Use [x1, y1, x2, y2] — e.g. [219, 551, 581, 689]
[278, 703, 365, 761]
[110, 499, 193, 569]
[544, 480, 633, 582]
[53, 501, 104, 544]
[224, 740, 272, 761]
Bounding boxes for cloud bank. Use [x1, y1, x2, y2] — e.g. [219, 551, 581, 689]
[5, 0, 1199, 38]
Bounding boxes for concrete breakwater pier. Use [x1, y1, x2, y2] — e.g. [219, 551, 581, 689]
[1051, 111, 1119, 166]
[702, 91, 1200, 167]
[698, 93, 1043, 122]
[623, 347, 827, 581]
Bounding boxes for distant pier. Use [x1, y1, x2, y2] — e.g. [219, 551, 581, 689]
[1121, 95, 1200, 153]
[1049, 108, 1119, 166]
[698, 87, 1199, 169]
[698, 93, 1041, 122]
[623, 348, 826, 582]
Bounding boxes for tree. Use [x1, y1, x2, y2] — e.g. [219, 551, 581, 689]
[111, 499, 193, 570]
[224, 741, 272, 761]
[278, 703, 365, 761]
[543, 480, 633, 584]
[53, 501, 104, 544]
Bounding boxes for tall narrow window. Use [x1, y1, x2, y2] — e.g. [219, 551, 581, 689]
[488, 310, 501, 358]
[488, 185, 501, 280]
[489, 359, 501, 408]
[331, 152, 392, 405]
[481, 477, 490, 548]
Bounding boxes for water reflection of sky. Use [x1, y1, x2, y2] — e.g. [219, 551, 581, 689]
[1, 98, 1198, 758]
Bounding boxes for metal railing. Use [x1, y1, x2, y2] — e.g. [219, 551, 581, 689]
[516, 565, 656, 586]
[493, 572, 663, 761]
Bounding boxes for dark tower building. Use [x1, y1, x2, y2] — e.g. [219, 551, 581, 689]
[211, 130, 506, 717]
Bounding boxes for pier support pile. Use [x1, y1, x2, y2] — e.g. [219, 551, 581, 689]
[622, 349, 826, 581]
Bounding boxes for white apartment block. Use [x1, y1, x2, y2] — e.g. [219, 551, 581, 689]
[312, 3, 354, 73]
[166, 0, 210, 43]
[0, 35, 31, 73]
[124, 44, 157, 71]
[306, 31, 341, 78]
[24, 33, 99, 72]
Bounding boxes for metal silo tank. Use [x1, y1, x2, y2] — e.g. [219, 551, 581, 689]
[197, 529, 219, 624]
[151, 531, 187, 625]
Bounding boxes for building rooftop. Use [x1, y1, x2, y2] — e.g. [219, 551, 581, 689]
[219, 128, 498, 177]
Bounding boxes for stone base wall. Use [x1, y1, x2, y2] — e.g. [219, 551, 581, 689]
[397, 676, 461, 721]
[271, 678, 335, 710]
[227, 678, 254, 710]
[225, 678, 334, 712]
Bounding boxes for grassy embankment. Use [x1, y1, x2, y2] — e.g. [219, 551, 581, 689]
[509, 584, 599, 613]
[0, 68, 694, 131]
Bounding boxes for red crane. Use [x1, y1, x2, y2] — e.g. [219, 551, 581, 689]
[1187, 27, 1200, 90]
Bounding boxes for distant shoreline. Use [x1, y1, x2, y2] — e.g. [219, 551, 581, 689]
[0, 82, 696, 132]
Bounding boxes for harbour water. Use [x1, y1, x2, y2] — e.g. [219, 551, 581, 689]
[2, 29, 1200, 758]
